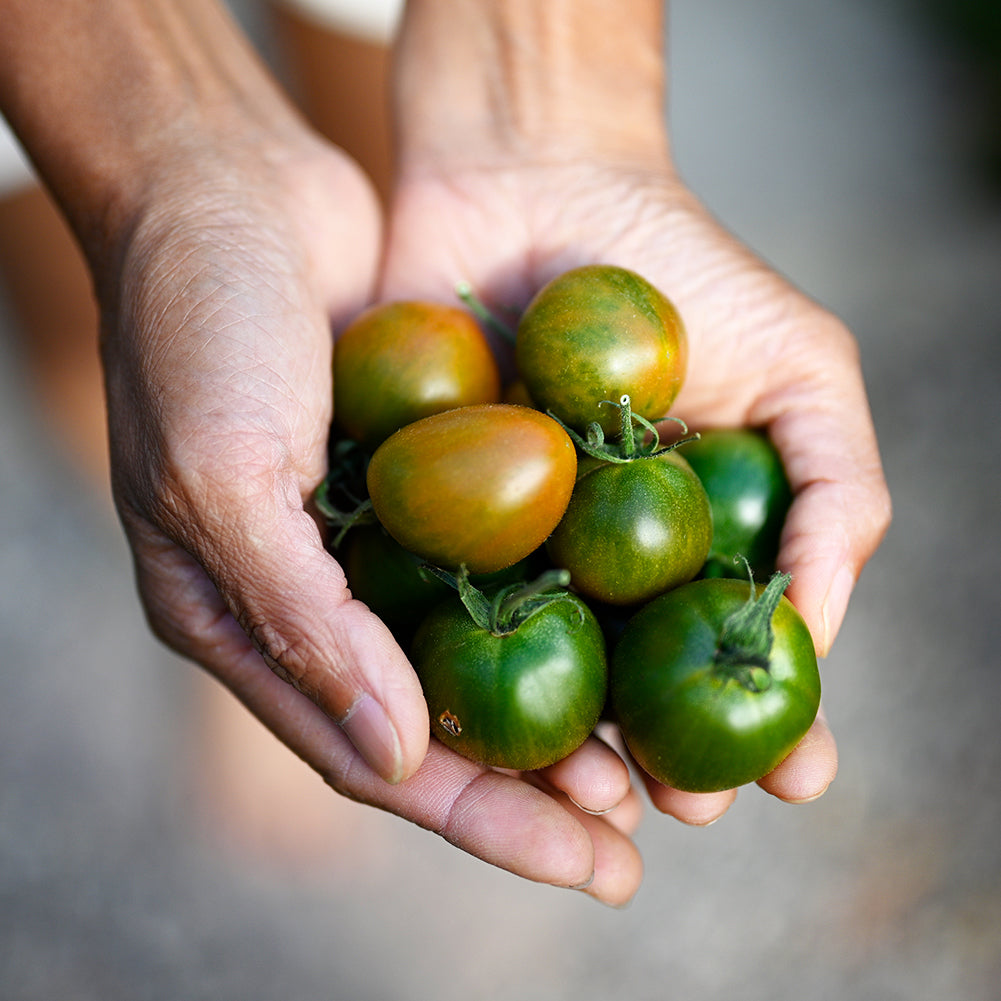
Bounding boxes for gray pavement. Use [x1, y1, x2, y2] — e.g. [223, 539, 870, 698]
[3, 1, 1000, 999]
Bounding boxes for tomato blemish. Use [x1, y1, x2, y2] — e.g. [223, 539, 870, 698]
[438, 711, 462, 737]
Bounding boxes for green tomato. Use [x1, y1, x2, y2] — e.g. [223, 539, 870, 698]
[545, 451, 713, 606]
[515, 265, 687, 434]
[412, 589, 608, 771]
[610, 575, 820, 792]
[682, 429, 792, 578]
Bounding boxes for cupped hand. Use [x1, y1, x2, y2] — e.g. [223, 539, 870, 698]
[94, 126, 639, 905]
[380, 156, 891, 824]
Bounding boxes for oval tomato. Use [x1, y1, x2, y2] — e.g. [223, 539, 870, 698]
[545, 451, 713, 605]
[412, 588, 607, 770]
[610, 575, 820, 792]
[515, 265, 687, 434]
[683, 428, 792, 578]
[366, 404, 577, 574]
[334, 300, 501, 451]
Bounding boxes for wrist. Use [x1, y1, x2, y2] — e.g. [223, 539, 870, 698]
[0, 0, 309, 267]
[394, 0, 670, 171]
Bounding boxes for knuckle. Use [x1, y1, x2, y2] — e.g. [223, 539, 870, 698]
[867, 478, 894, 547]
[241, 613, 313, 691]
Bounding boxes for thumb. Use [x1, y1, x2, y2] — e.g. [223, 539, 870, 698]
[767, 352, 891, 656]
[127, 499, 429, 785]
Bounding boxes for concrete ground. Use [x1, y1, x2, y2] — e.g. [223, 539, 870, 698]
[2, 1, 1000, 999]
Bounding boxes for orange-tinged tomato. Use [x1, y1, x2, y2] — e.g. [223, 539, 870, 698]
[366, 404, 577, 574]
[334, 300, 501, 451]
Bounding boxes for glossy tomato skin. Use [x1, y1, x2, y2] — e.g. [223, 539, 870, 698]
[412, 593, 608, 770]
[610, 578, 820, 792]
[683, 429, 792, 578]
[366, 404, 577, 574]
[515, 265, 687, 434]
[334, 301, 501, 451]
[545, 451, 713, 605]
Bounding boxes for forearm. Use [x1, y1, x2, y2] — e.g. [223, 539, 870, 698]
[393, 0, 669, 169]
[0, 0, 299, 262]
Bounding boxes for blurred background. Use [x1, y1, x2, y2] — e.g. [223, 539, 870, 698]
[2, 0, 999, 998]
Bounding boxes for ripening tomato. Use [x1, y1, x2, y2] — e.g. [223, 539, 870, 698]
[334, 300, 501, 451]
[546, 451, 713, 606]
[366, 404, 577, 574]
[682, 428, 792, 579]
[610, 574, 821, 792]
[515, 265, 687, 434]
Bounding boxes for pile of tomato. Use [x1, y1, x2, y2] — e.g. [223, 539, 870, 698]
[319, 265, 820, 793]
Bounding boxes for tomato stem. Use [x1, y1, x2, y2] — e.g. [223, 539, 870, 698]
[616, 395, 639, 457]
[714, 567, 793, 692]
[424, 563, 575, 636]
[552, 398, 696, 466]
[493, 568, 573, 634]
[314, 440, 378, 547]
[455, 281, 517, 344]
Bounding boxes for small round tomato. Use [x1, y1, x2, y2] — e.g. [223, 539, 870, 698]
[546, 451, 713, 606]
[334, 300, 501, 451]
[515, 265, 687, 434]
[682, 428, 792, 578]
[610, 575, 820, 793]
[366, 404, 577, 574]
[412, 585, 607, 770]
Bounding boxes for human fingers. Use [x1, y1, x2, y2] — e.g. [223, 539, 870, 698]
[125, 523, 648, 900]
[600, 785, 645, 837]
[95, 132, 438, 783]
[158, 579, 643, 900]
[639, 778, 739, 828]
[756, 706, 838, 803]
[533, 733, 632, 816]
[751, 316, 892, 656]
[530, 788, 645, 907]
[123, 503, 429, 785]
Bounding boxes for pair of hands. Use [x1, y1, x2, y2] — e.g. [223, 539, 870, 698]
[96, 84, 889, 906]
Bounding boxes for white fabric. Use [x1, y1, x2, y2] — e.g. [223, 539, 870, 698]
[1, 0, 403, 199]
[276, 0, 403, 43]
[0, 116, 35, 198]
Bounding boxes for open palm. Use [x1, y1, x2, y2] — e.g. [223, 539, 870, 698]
[381, 157, 890, 820]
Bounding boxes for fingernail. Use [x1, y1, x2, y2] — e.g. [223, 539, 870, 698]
[341, 694, 404, 784]
[821, 565, 855, 655]
[784, 785, 832, 805]
[567, 795, 614, 817]
[690, 815, 722, 828]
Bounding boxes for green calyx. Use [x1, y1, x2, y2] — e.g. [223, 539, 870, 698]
[455, 280, 517, 344]
[314, 438, 377, 547]
[713, 562, 793, 692]
[424, 563, 577, 637]
[555, 394, 699, 464]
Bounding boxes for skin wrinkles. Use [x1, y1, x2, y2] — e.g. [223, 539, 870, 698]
[0, 0, 891, 904]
